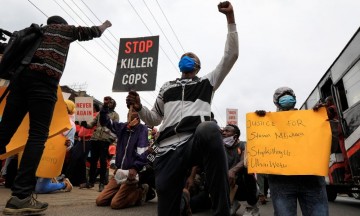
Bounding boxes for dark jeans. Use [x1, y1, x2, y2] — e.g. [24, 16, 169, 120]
[0, 71, 57, 198]
[66, 139, 91, 186]
[89, 140, 110, 185]
[154, 121, 230, 216]
[235, 169, 258, 206]
[268, 175, 329, 216]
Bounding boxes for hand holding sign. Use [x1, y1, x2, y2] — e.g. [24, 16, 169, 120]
[126, 90, 142, 112]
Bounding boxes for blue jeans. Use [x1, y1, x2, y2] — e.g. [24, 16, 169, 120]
[268, 175, 329, 216]
[35, 178, 65, 194]
[0, 70, 57, 198]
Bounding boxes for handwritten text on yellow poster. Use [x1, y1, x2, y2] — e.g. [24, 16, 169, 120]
[246, 109, 331, 176]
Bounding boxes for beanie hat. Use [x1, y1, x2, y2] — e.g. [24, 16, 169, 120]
[64, 100, 76, 115]
[47, 15, 68, 25]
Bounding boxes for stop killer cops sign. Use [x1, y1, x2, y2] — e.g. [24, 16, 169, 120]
[112, 36, 159, 92]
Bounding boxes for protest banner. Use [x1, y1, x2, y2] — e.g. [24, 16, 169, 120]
[226, 108, 238, 125]
[246, 108, 331, 176]
[0, 86, 71, 160]
[112, 36, 159, 92]
[35, 134, 67, 178]
[75, 96, 93, 122]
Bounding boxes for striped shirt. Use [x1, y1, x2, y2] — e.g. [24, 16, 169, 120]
[29, 24, 102, 81]
[139, 24, 239, 157]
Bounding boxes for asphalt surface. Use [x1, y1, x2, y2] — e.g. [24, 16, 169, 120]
[1, 184, 360, 216]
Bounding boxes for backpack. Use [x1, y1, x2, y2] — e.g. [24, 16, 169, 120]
[0, 23, 44, 80]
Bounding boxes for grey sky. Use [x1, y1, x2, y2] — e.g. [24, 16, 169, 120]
[1, 0, 360, 139]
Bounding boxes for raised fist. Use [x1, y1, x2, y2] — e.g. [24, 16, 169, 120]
[126, 90, 142, 112]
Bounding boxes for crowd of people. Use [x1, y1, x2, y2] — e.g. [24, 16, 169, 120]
[0, 1, 332, 216]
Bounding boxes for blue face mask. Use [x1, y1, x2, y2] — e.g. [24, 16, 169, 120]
[179, 56, 196, 73]
[279, 95, 296, 109]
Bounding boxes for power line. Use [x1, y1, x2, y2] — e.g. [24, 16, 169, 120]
[142, 0, 180, 59]
[28, 0, 114, 75]
[154, 0, 186, 53]
[127, 0, 179, 74]
[80, 0, 119, 42]
[69, 0, 119, 51]
[52, 0, 117, 61]
[60, 0, 118, 56]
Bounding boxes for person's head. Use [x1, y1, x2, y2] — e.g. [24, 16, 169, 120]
[222, 124, 240, 147]
[179, 52, 201, 78]
[325, 96, 334, 106]
[104, 96, 116, 110]
[273, 87, 296, 111]
[93, 103, 100, 113]
[127, 108, 139, 126]
[47, 15, 68, 25]
[64, 99, 76, 115]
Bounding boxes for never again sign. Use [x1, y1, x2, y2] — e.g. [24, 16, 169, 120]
[113, 36, 159, 92]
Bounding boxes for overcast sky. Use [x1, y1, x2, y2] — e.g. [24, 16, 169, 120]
[1, 0, 360, 139]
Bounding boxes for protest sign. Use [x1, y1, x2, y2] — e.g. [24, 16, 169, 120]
[226, 108, 238, 125]
[75, 97, 93, 122]
[112, 36, 159, 91]
[0, 86, 71, 160]
[246, 108, 331, 176]
[35, 134, 67, 178]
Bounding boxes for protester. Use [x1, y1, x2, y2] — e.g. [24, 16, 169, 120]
[222, 124, 260, 216]
[255, 87, 329, 216]
[61, 99, 77, 174]
[126, 2, 238, 215]
[35, 99, 76, 194]
[314, 96, 352, 182]
[81, 97, 119, 192]
[256, 174, 269, 205]
[95, 98, 149, 209]
[67, 103, 99, 188]
[0, 15, 112, 215]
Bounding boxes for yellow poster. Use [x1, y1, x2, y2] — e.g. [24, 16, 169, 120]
[36, 134, 67, 178]
[0, 86, 71, 160]
[246, 108, 331, 176]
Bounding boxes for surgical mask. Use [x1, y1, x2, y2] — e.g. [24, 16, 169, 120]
[179, 56, 196, 73]
[279, 95, 296, 109]
[223, 136, 235, 147]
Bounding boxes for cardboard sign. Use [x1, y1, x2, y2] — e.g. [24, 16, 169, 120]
[0, 86, 71, 160]
[246, 108, 331, 176]
[226, 108, 238, 125]
[75, 97, 93, 122]
[35, 134, 67, 178]
[112, 36, 159, 92]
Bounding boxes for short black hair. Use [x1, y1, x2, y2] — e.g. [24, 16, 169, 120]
[93, 103, 100, 112]
[47, 16, 68, 25]
[227, 124, 240, 138]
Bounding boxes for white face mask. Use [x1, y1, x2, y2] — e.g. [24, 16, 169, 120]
[223, 136, 235, 147]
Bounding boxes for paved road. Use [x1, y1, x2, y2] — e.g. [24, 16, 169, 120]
[1, 185, 359, 215]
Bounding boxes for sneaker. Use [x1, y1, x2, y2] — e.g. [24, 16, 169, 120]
[243, 206, 260, 216]
[139, 184, 149, 205]
[63, 178, 73, 192]
[230, 200, 241, 216]
[3, 195, 48, 215]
